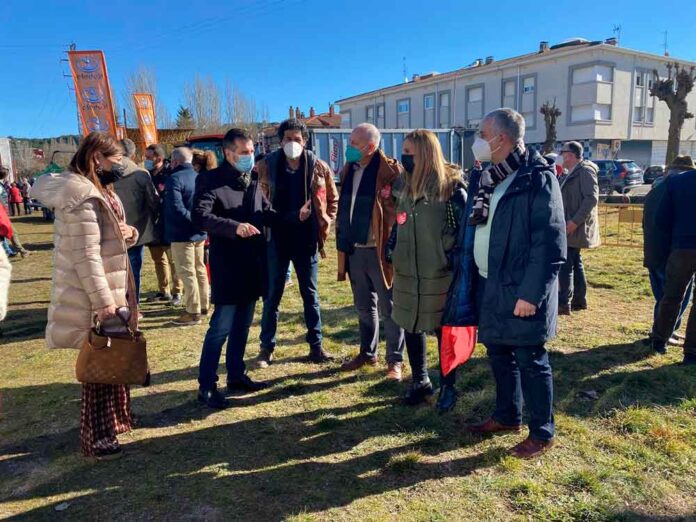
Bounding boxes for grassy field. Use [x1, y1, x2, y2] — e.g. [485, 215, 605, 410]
[1, 214, 695, 522]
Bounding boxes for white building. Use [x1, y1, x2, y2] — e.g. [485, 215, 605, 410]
[335, 38, 696, 168]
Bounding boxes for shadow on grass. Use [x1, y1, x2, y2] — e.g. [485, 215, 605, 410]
[1, 306, 47, 342]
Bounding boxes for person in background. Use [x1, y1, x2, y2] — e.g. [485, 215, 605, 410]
[192, 149, 218, 175]
[165, 147, 210, 326]
[390, 129, 467, 412]
[460, 109, 566, 459]
[32, 132, 140, 460]
[145, 144, 183, 305]
[256, 119, 339, 366]
[337, 123, 405, 381]
[113, 138, 160, 302]
[643, 155, 695, 349]
[0, 168, 29, 258]
[20, 179, 32, 215]
[192, 128, 274, 408]
[8, 183, 23, 216]
[557, 141, 600, 315]
[651, 156, 696, 365]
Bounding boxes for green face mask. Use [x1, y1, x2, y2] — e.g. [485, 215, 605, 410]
[345, 145, 363, 163]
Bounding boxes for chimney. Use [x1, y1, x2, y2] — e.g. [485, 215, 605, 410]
[329, 104, 335, 116]
[300, 112, 306, 119]
[539, 41, 550, 53]
[485, 56, 494, 65]
[295, 106, 301, 119]
[289, 105, 294, 119]
[412, 73, 420, 82]
[476, 58, 483, 66]
[605, 37, 618, 46]
[310, 107, 316, 117]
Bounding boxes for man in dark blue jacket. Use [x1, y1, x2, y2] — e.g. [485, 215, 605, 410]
[164, 147, 209, 326]
[445, 108, 566, 459]
[652, 161, 696, 365]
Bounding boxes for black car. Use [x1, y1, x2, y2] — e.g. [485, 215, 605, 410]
[595, 159, 644, 193]
[643, 165, 665, 184]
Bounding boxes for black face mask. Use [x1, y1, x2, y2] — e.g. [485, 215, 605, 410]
[401, 154, 415, 174]
[98, 162, 126, 185]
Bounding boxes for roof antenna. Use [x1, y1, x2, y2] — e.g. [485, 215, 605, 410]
[612, 24, 622, 45]
[662, 30, 669, 56]
[402, 57, 408, 83]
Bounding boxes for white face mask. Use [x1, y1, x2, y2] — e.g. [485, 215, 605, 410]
[471, 137, 493, 162]
[283, 141, 303, 160]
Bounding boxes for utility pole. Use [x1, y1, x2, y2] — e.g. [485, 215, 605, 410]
[61, 42, 80, 135]
[663, 30, 669, 56]
[612, 24, 622, 45]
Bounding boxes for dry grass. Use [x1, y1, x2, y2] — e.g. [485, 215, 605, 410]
[1, 214, 695, 521]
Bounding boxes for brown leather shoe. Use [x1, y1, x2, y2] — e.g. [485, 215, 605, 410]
[510, 437, 555, 459]
[340, 353, 378, 372]
[464, 417, 522, 434]
[385, 362, 402, 381]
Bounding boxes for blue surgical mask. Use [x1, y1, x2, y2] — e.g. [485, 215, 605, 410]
[144, 159, 154, 171]
[235, 154, 254, 173]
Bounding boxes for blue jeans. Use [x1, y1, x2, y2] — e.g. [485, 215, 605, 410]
[128, 245, 145, 302]
[649, 266, 692, 337]
[198, 301, 256, 389]
[260, 241, 322, 352]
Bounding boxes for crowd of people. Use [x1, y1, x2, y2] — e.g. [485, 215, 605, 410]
[5, 105, 692, 462]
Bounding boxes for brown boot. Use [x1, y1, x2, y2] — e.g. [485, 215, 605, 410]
[386, 362, 402, 381]
[510, 437, 555, 459]
[172, 312, 202, 326]
[340, 353, 378, 371]
[464, 417, 522, 434]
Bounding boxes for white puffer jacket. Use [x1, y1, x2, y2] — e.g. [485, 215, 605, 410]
[32, 172, 138, 349]
[0, 247, 10, 322]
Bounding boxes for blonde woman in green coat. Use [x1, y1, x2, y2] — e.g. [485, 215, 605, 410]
[389, 130, 467, 412]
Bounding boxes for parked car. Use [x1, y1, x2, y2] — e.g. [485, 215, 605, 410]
[643, 165, 665, 184]
[595, 159, 644, 193]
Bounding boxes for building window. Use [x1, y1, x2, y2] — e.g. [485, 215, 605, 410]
[521, 75, 537, 128]
[376, 104, 385, 128]
[439, 91, 451, 128]
[397, 98, 410, 129]
[466, 85, 484, 128]
[633, 70, 656, 126]
[341, 110, 351, 129]
[569, 62, 614, 124]
[366, 106, 375, 124]
[502, 79, 516, 108]
[424, 94, 435, 127]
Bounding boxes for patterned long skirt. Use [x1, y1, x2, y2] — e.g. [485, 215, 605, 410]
[80, 383, 133, 456]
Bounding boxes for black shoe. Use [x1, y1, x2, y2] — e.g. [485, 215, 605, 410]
[256, 349, 274, 368]
[436, 384, 459, 414]
[682, 354, 696, 366]
[558, 305, 571, 316]
[92, 446, 123, 461]
[197, 387, 229, 409]
[404, 381, 434, 406]
[227, 374, 269, 393]
[307, 347, 335, 363]
[651, 338, 667, 355]
[571, 301, 587, 311]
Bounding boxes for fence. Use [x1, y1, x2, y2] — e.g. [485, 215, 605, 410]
[598, 196, 644, 248]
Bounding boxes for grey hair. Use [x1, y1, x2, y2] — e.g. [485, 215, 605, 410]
[483, 108, 525, 144]
[354, 123, 381, 147]
[171, 146, 193, 164]
[119, 138, 136, 158]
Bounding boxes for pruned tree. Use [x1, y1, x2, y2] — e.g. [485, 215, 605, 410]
[540, 99, 561, 154]
[184, 75, 222, 130]
[651, 62, 696, 165]
[176, 106, 195, 129]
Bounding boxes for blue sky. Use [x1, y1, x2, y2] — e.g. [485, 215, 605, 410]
[1, 0, 695, 138]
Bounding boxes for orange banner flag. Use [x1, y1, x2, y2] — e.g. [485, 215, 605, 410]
[67, 51, 117, 137]
[132, 93, 158, 148]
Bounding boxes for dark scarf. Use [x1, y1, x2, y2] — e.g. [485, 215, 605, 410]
[469, 145, 525, 225]
[336, 153, 379, 254]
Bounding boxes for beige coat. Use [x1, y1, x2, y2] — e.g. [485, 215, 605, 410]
[32, 172, 138, 349]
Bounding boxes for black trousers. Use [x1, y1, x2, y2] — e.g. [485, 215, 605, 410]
[404, 328, 456, 387]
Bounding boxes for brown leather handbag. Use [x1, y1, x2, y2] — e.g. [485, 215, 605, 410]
[75, 307, 150, 386]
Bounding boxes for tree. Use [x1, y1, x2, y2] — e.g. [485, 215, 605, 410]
[184, 75, 221, 130]
[651, 62, 696, 165]
[123, 66, 174, 129]
[176, 106, 195, 129]
[540, 100, 561, 154]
